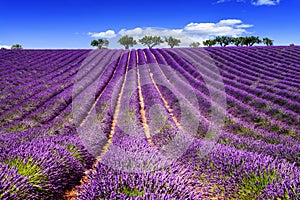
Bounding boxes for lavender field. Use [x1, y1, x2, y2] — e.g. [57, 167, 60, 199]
[0, 46, 300, 199]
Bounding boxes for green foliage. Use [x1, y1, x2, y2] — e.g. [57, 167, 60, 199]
[121, 185, 145, 197]
[139, 36, 164, 48]
[165, 37, 181, 48]
[31, 115, 42, 124]
[6, 123, 28, 132]
[203, 39, 217, 47]
[66, 144, 84, 164]
[236, 126, 252, 135]
[241, 36, 262, 46]
[5, 158, 47, 185]
[238, 171, 279, 199]
[214, 36, 233, 47]
[11, 44, 23, 49]
[262, 38, 274, 46]
[201, 36, 269, 47]
[253, 116, 269, 128]
[91, 39, 109, 49]
[118, 35, 137, 49]
[290, 43, 295, 46]
[189, 42, 200, 48]
[232, 37, 244, 46]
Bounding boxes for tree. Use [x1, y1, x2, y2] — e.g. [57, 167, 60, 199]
[203, 39, 216, 47]
[242, 36, 261, 46]
[215, 36, 233, 47]
[262, 38, 274, 46]
[11, 44, 23, 49]
[139, 36, 164, 48]
[290, 43, 295, 46]
[91, 39, 109, 49]
[118, 35, 137, 49]
[189, 42, 200, 48]
[165, 37, 181, 48]
[232, 37, 244, 46]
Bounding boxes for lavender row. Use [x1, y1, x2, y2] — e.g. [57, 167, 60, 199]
[181, 48, 300, 118]
[0, 127, 95, 199]
[76, 158, 201, 199]
[0, 50, 90, 110]
[206, 47, 300, 88]
[0, 50, 84, 82]
[228, 46, 300, 76]
[145, 49, 210, 138]
[153, 50, 298, 143]
[26, 50, 121, 127]
[237, 46, 300, 72]
[0, 50, 119, 130]
[91, 50, 129, 140]
[137, 49, 180, 147]
[0, 49, 60, 76]
[218, 131, 300, 165]
[195, 48, 300, 107]
[219, 47, 300, 80]
[167, 48, 299, 132]
[159, 48, 299, 140]
[181, 140, 300, 199]
[203, 48, 300, 103]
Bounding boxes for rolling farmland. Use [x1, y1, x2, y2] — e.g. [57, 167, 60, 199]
[0, 46, 300, 199]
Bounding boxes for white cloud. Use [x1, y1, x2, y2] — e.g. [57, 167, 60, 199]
[216, 0, 280, 5]
[0, 45, 10, 49]
[183, 19, 247, 37]
[119, 27, 183, 37]
[252, 0, 280, 6]
[216, 0, 245, 4]
[88, 30, 116, 38]
[95, 19, 252, 48]
[236, 24, 253, 28]
[119, 28, 144, 36]
[218, 19, 242, 26]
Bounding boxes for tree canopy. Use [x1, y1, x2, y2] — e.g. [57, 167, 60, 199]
[91, 39, 109, 49]
[189, 42, 200, 48]
[242, 36, 261, 46]
[139, 36, 164, 49]
[118, 35, 137, 49]
[203, 39, 216, 47]
[262, 38, 274, 46]
[165, 37, 181, 48]
[215, 36, 234, 47]
[11, 44, 23, 49]
[200, 36, 272, 47]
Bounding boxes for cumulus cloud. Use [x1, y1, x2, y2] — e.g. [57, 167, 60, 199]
[184, 19, 246, 36]
[216, 0, 280, 5]
[88, 30, 116, 38]
[88, 19, 253, 48]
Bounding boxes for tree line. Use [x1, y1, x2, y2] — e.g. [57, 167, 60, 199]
[202, 36, 274, 47]
[91, 35, 275, 49]
[91, 36, 181, 49]
[0, 44, 23, 49]
[2, 36, 290, 50]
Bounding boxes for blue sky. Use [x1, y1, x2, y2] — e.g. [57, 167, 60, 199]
[0, 0, 299, 49]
